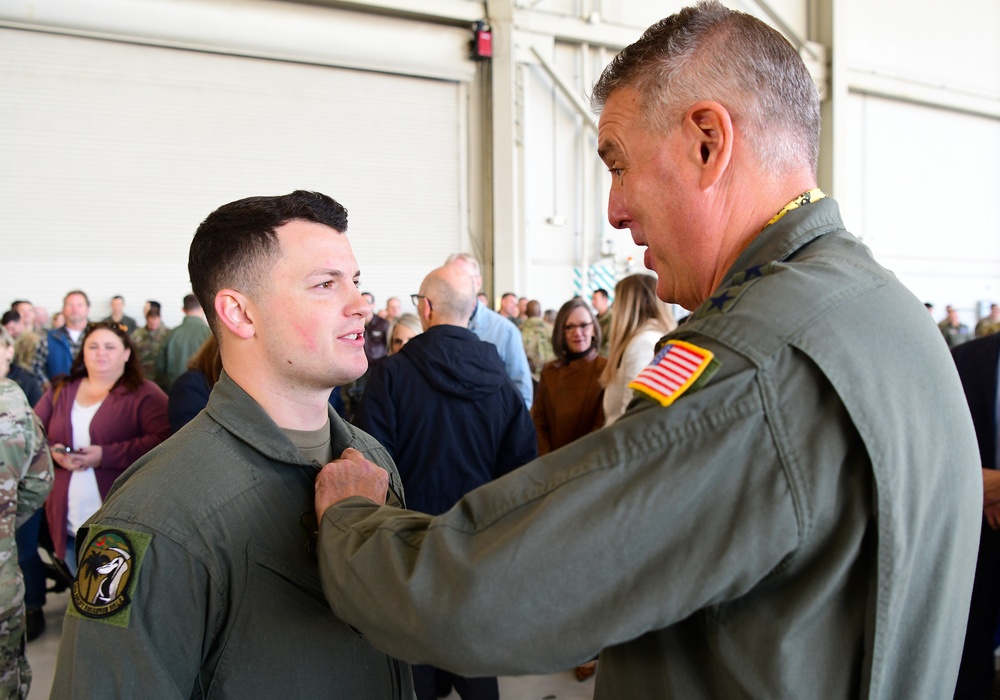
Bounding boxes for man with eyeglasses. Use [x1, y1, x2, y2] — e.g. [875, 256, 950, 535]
[312, 3, 980, 698]
[443, 253, 533, 408]
[357, 266, 536, 700]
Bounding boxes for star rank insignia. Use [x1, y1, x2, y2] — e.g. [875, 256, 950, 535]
[697, 262, 775, 318]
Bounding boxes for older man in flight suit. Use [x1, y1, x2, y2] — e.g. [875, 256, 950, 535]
[313, 3, 982, 698]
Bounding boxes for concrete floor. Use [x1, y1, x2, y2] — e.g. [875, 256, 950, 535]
[25, 590, 595, 699]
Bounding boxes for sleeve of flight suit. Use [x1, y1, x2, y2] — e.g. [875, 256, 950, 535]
[51, 523, 214, 699]
[316, 341, 806, 676]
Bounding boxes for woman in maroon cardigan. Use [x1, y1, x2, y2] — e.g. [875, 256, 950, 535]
[34, 321, 170, 567]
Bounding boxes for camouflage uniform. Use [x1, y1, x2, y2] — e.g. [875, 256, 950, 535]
[520, 317, 555, 384]
[975, 318, 1000, 338]
[597, 309, 613, 357]
[130, 325, 171, 384]
[0, 379, 53, 699]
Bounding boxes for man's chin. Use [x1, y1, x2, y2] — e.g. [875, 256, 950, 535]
[338, 359, 369, 386]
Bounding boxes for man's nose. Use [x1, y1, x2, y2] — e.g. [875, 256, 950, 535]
[608, 187, 631, 230]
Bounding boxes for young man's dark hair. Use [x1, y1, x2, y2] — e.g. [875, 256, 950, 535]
[189, 190, 349, 334]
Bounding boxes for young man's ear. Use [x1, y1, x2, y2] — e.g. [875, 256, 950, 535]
[215, 290, 256, 339]
[684, 100, 733, 190]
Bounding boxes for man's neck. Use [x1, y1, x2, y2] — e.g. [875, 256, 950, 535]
[227, 367, 332, 431]
[706, 173, 820, 299]
[427, 319, 465, 331]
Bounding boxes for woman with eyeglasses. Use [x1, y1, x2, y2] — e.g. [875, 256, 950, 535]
[34, 322, 170, 571]
[531, 297, 608, 456]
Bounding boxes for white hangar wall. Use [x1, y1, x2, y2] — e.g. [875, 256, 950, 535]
[0, 0, 479, 326]
[832, 0, 1000, 326]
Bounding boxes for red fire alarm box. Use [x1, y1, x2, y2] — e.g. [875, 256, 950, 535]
[473, 20, 492, 59]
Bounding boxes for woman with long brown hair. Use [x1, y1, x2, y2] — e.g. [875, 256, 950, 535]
[600, 274, 677, 425]
[35, 321, 170, 569]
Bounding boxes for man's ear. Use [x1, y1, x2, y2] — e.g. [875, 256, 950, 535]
[418, 298, 433, 325]
[683, 100, 733, 190]
[215, 289, 256, 340]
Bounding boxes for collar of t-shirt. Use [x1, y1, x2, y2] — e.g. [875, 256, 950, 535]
[283, 418, 334, 467]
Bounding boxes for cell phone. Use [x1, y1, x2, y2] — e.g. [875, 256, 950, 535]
[62, 446, 84, 454]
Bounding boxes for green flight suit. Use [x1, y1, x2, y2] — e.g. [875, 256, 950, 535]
[51, 372, 413, 699]
[316, 198, 981, 699]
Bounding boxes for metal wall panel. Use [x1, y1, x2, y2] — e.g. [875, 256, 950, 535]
[1, 27, 466, 325]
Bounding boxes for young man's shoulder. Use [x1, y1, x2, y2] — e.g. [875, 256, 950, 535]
[103, 415, 266, 526]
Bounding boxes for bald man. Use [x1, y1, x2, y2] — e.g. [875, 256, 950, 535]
[354, 265, 536, 700]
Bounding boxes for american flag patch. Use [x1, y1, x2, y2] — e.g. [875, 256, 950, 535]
[628, 340, 715, 407]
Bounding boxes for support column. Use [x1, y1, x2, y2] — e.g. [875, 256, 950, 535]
[485, 0, 522, 302]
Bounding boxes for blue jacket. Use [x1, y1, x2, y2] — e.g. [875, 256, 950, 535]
[468, 301, 534, 408]
[7, 365, 43, 407]
[355, 324, 537, 515]
[46, 327, 77, 380]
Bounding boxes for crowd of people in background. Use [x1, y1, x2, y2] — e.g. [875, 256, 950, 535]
[931, 301, 1000, 349]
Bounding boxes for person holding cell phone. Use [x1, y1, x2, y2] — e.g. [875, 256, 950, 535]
[34, 322, 170, 572]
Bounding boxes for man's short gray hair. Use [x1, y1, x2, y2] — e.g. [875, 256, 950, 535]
[591, 0, 820, 175]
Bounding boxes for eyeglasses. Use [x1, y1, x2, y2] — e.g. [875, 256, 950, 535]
[564, 322, 593, 332]
[410, 294, 432, 312]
